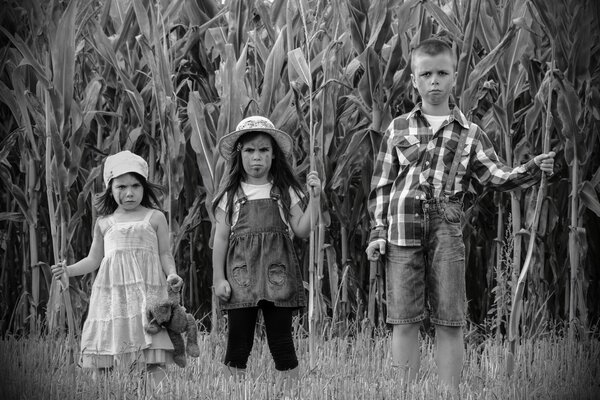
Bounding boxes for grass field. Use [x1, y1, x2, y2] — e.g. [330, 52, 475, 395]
[1, 328, 599, 399]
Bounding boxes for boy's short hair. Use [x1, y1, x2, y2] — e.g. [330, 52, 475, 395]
[411, 38, 455, 71]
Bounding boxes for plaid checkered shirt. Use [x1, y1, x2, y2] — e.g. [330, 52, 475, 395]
[368, 104, 541, 246]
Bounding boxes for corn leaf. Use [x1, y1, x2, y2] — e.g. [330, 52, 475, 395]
[132, 0, 151, 40]
[50, 0, 78, 132]
[188, 92, 216, 195]
[81, 77, 103, 129]
[92, 22, 145, 124]
[347, 0, 369, 55]
[422, 0, 464, 46]
[556, 80, 581, 141]
[288, 48, 311, 87]
[366, 0, 391, 53]
[456, 0, 480, 99]
[215, 44, 235, 139]
[0, 27, 49, 86]
[260, 29, 286, 115]
[579, 181, 600, 218]
[461, 22, 518, 114]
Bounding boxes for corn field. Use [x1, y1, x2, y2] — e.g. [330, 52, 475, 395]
[0, 0, 599, 345]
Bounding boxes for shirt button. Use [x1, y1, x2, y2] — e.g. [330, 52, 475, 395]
[425, 161, 430, 166]
[424, 203, 429, 209]
[415, 213, 419, 216]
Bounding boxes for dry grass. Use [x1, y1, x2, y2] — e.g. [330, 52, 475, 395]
[1, 329, 599, 399]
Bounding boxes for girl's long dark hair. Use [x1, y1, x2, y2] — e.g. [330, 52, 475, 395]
[94, 172, 164, 215]
[212, 132, 304, 225]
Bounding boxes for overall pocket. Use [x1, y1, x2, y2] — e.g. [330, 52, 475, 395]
[231, 265, 251, 287]
[268, 264, 288, 286]
[266, 263, 293, 301]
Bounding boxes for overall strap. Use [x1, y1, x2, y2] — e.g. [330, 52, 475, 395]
[229, 186, 247, 232]
[444, 123, 476, 196]
[235, 186, 247, 205]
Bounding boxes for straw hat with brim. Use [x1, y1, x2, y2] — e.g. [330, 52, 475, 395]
[218, 116, 293, 161]
[103, 150, 149, 188]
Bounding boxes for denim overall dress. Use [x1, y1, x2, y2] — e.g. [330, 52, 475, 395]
[221, 185, 306, 310]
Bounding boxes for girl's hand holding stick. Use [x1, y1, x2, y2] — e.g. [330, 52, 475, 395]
[51, 260, 69, 291]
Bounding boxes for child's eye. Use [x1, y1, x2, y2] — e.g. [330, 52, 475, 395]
[259, 147, 271, 152]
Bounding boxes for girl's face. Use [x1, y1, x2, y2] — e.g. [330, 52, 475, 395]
[111, 173, 144, 211]
[240, 133, 274, 184]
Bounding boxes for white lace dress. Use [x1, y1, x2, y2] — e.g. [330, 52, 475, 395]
[80, 209, 173, 368]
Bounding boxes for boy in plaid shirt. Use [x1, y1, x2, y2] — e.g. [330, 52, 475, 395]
[366, 38, 555, 391]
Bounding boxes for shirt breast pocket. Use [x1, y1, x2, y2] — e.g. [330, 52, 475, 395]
[394, 135, 421, 165]
[459, 142, 472, 169]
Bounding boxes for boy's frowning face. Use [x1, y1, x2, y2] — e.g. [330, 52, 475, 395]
[411, 51, 457, 114]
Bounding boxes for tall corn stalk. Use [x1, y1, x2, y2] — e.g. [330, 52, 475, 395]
[43, 0, 80, 356]
[529, 0, 600, 339]
[292, 0, 321, 369]
[507, 56, 554, 375]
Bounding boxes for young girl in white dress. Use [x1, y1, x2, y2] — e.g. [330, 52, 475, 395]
[52, 150, 183, 385]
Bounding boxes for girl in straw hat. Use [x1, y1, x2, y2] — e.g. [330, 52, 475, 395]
[51, 150, 185, 387]
[212, 116, 321, 388]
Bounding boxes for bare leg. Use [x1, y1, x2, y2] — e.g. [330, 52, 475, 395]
[435, 325, 463, 393]
[391, 323, 421, 382]
[146, 363, 167, 390]
[91, 367, 111, 383]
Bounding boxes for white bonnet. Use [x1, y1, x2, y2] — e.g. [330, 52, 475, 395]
[103, 150, 148, 187]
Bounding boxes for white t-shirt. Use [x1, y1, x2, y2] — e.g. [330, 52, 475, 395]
[422, 113, 450, 134]
[217, 182, 302, 229]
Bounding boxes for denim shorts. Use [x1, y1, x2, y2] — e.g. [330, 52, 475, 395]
[385, 200, 466, 327]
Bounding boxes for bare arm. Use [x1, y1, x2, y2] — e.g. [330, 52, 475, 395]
[52, 220, 104, 279]
[212, 208, 231, 301]
[153, 210, 182, 288]
[288, 171, 321, 239]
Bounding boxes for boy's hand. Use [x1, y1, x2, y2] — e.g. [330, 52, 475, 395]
[214, 279, 231, 302]
[167, 273, 184, 291]
[533, 151, 555, 174]
[366, 239, 386, 261]
[306, 171, 321, 198]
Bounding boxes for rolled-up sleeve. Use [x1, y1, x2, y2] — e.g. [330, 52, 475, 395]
[368, 126, 398, 242]
[470, 128, 541, 191]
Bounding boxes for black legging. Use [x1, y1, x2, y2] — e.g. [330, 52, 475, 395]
[224, 301, 298, 371]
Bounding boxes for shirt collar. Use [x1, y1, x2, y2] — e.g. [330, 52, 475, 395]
[407, 103, 471, 129]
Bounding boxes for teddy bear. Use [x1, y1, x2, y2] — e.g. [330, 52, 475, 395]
[145, 282, 200, 367]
